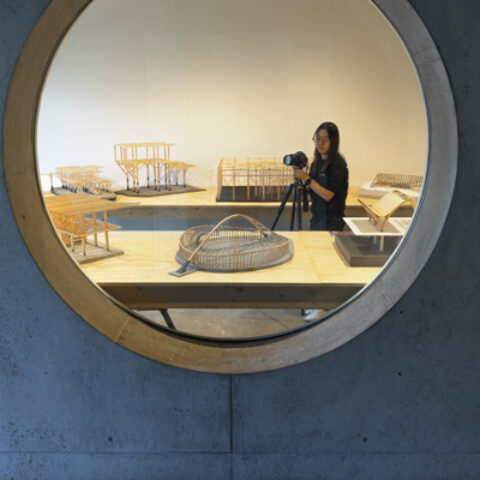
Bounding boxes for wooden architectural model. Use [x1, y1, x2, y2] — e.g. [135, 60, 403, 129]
[358, 190, 413, 231]
[54, 166, 114, 195]
[114, 142, 194, 193]
[217, 158, 293, 202]
[359, 172, 424, 198]
[370, 173, 423, 191]
[44, 194, 132, 263]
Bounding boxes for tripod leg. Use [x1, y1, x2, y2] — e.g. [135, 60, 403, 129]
[296, 183, 302, 231]
[302, 186, 309, 212]
[290, 185, 297, 230]
[271, 182, 294, 230]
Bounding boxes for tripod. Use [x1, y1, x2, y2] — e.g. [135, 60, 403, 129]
[271, 174, 308, 231]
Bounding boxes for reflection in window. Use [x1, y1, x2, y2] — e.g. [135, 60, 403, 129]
[37, 0, 427, 340]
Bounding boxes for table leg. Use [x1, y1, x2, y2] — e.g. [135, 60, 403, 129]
[160, 308, 176, 330]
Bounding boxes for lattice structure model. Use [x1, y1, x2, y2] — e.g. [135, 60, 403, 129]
[54, 166, 114, 195]
[216, 158, 293, 202]
[371, 173, 423, 191]
[114, 142, 194, 193]
[170, 214, 293, 276]
[358, 190, 413, 231]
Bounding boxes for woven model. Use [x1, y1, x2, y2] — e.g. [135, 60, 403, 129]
[170, 214, 293, 276]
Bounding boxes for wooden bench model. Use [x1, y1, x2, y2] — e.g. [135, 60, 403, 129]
[44, 194, 133, 261]
[358, 190, 415, 231]
[114, 142, 194, 193]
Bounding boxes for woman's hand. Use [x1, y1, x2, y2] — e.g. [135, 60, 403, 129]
[296, 169, 335, 202]
[294, 170, 310, 182]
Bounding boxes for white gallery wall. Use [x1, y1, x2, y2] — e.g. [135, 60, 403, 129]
[37, 0, 427, 190]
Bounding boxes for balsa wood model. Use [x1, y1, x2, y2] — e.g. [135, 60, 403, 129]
[114, 142, 194, 193]
[217, 157, 294, 202]
[358, 190, 413, 231]
[44, 193, 133, 263]
[54, 165, 114, 195]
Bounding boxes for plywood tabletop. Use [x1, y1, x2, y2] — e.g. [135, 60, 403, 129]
[81, 230, 380, 287]
[114, 186, 364, 207]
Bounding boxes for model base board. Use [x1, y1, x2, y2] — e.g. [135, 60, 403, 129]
[70, 243, 124, 264]
[116, 185, 205, 197]
[52, 187, 116, 201]
[335, 234, 401, 267]
[216, 185, 287, 202]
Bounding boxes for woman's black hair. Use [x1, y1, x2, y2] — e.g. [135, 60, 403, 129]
[312, 121, 340, 173]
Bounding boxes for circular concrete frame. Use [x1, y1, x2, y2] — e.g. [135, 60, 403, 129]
[3, 0, 457, 373]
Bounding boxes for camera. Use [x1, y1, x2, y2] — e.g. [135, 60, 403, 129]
[283, 151, 308, 169]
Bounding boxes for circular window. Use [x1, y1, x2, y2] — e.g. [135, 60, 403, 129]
[3, 0, 456, 372]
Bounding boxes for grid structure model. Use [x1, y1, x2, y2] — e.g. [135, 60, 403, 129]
[217, 157, 293, 202]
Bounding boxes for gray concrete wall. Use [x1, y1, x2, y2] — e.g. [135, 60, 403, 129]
[1, 1, 479, 478]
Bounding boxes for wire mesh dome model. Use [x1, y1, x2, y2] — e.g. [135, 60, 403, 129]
[170, 214, 293, 276]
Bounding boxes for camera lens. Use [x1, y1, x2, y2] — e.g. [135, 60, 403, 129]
[283, 152, 307, 169]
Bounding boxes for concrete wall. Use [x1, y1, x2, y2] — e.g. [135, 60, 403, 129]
[1, 1, 479, 479]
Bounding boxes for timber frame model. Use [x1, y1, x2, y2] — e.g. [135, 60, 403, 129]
[358, 190, 414, 232]
[44, 194, 131, 263]
[216, 157, 292, 202]
[3, 0, 457, 373]
[114, 142, 194, 193]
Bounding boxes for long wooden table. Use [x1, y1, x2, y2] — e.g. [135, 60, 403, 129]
[110, 186, 415, 224]
[81, 230, 380, 309]
[114, 186, 364, 207]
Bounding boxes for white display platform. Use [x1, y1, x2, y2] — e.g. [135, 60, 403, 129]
[344, 217, 411, 237]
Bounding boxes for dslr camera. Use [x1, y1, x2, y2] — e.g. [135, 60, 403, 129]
[283, 151, 308, 169]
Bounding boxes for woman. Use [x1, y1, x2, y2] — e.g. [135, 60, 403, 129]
[295, 122, 349, 231]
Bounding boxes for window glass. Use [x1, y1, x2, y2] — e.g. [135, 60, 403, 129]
[36, 0, 427, 340]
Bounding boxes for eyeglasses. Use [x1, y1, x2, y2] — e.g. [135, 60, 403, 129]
[313, 137, 330, 144]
